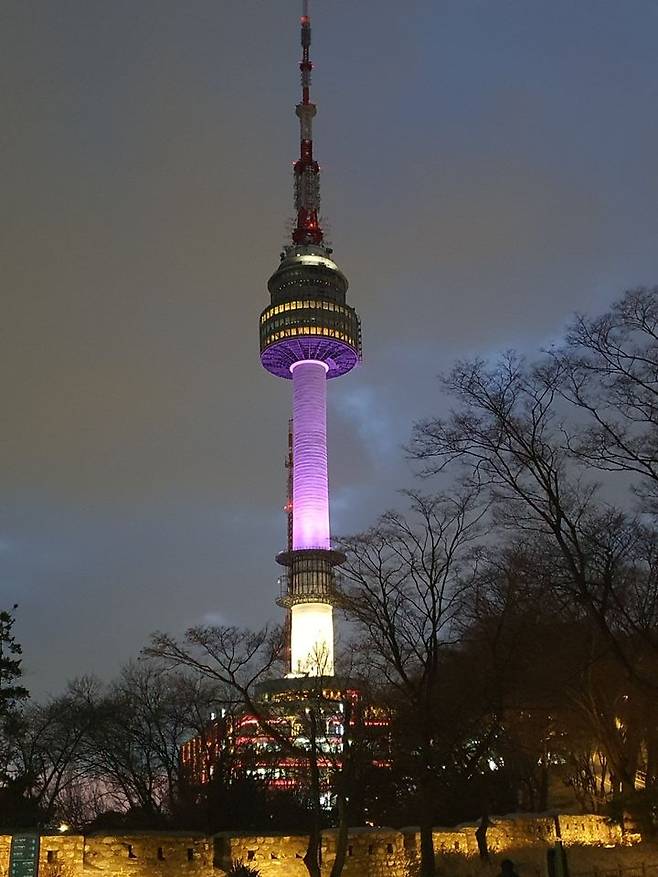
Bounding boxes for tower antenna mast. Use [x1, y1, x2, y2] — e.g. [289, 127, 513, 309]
[293, 0, 322, 245]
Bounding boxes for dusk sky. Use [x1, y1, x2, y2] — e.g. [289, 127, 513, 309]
[3, 0, 658, 697]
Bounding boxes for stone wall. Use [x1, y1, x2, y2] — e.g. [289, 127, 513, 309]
[214, 814, 628, 877]
[215, 827, 406, 877]
[0, 833, 86, 877]
[0, 834, 213, 877]
[0, 815, 642, 877]
[424, 813, 623, 859]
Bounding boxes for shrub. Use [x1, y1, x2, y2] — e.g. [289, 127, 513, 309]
[227, 860, 261, 877]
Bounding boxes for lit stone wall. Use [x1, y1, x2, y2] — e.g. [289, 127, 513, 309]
[215, 828, 407, 877]
[0, 833, 86, 877]
[214, 815, 628, 877]
[0, 834, 212, 877]
[0, 816, 639, 877]
[423, 813, 622, 858]
[82, 834, 213, 877]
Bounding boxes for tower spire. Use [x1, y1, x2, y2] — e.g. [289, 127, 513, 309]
[293, 0, 323, 246]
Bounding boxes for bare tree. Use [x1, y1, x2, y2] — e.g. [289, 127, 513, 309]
[145, 624, 367, 877]
[77, 663, 224, 824]
[145, 626, 282, 709]
[4, 678, 99, 825]
[339, 489, 486, 877]
[410, 352, 658, 688]
[553, 288, 658, 512]
[144, 625, 330, 877]
[464, 540, 654, 810]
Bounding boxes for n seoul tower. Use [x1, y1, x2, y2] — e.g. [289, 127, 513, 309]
[259, 1, 361, 678]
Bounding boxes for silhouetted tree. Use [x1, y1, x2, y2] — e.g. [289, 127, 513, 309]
[0, 606, 29, 716]
[0, 605, 32, 828]
[410, 350, 658, 692]
[145, 625, 364, 877]
[340, 489, 488, 877]
[553, 287, 658, 513]
[75, 663, 224, 826]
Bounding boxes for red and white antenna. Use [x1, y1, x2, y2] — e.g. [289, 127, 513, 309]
[292, 0, 323, 245]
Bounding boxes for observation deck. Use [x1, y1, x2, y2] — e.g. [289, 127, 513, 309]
[275, 546, 345, 608]
[260, 245, 361, 379]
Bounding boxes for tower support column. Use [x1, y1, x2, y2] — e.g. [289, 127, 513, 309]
[291, 360, 330, 551]
[290, 601, 334, 676]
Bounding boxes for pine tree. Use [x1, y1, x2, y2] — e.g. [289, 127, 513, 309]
[0, 606, 29, 715]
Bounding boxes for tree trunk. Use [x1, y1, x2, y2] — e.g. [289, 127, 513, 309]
[330, 698, 353, 877]
[538, 758, 549, 811]
[330, 792, 349, 877]
[303, 708, 323, 877]
[419, 809, 435, 877]
[418, 761, 436, 877]
[475, 814, 490, 861]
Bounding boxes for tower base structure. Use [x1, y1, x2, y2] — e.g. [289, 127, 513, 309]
[255, 674, 356, 701]
[288, 602, 333, 678]
[276, 546, 345, 678]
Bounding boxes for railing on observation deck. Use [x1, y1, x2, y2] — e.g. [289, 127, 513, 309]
[277, 571, 346, 605]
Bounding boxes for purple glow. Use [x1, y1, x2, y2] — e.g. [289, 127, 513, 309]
[261, 336, 358, 380]
[292, 360, 330, 551]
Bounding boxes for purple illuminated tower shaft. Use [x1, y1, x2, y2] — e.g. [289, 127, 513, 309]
[259, 2, 361, 677]
[291, 360, 330, 551]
